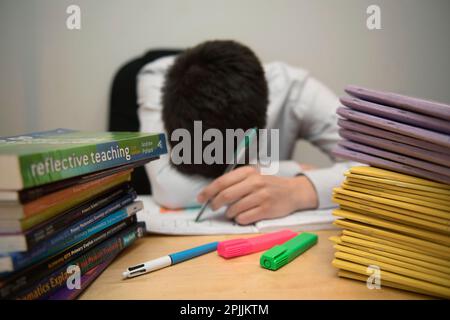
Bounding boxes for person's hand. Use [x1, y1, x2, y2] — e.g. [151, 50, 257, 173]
[197, 166, 318, 225]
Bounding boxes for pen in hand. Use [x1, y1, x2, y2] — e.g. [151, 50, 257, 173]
[194, 128, 257, 222]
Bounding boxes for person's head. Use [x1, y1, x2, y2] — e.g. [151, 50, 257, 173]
[162, 40, 268, 178]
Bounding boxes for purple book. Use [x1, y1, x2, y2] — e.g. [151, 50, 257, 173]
[46, 259, 112, 300]
[345, 85, 450, 121]
[339, 140, 450, 178]
[339, 129, 450, 168]
[337, 107, 450, 148]
[340, 96, 450, 135]
[332, 145, 450, 184]
[338, 119, 450, 155]
[44, 222, 145, 300]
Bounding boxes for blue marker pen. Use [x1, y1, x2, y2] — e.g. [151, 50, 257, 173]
[122, 242, 218, 279]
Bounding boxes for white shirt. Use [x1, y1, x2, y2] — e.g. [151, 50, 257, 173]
[137, 55, 353, 210]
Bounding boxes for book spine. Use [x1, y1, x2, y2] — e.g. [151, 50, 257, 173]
[24, 184, 131, 244]
[47, 259, 113, 300]
[0, 216, 137, 298]
[31, 191, 137, 249]
[20, 173, 131, 230]
[25, 188, 137, 249]
[18, 133, 167, 189]
[20, 169, 131, 220]
[3, 201, 143, 272]
[13, 222, 145, 300]
[18, 158, 149, 203]
[47, 223, 145, 300]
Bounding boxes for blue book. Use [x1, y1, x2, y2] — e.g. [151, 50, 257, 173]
[0, 215, 137, 298]
[0, 215, 137, 300]
[0, 201, 143, 273]
[0, 185, 136, 252]
[12, 222, 146, 300]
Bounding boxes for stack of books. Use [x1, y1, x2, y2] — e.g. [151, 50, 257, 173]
[0, 129, 167, 300]
[330, 86, 450, 299]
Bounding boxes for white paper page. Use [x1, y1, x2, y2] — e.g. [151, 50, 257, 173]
[137, 196, 337, 235]
[136, 196, 258, 235]
[255, 209, 337, 233]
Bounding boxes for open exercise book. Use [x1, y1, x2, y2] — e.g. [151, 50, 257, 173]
[136, 196, 336, 235]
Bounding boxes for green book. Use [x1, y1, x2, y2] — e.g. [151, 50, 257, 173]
[0, 129, 167, 190]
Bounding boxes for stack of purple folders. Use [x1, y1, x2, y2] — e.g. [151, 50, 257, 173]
[333, 85, 450, 184]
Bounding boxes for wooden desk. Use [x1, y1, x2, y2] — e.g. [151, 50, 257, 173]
[80, 230, 428, 300]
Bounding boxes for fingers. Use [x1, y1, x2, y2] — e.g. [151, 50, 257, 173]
[209, 179, 253, 211]
[197, 166, 258, 203]
[234, 207, 268, 225]
[225, 191, 265, 219]
[209, 172, 267, 210]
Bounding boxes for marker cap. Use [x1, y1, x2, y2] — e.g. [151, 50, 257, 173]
[260, 232, 318, 271]
[218, 229, 297, 258]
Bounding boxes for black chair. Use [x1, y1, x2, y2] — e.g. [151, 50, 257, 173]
[108, 49, 182, 194]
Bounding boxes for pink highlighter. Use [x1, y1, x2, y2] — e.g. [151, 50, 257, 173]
[217, 229, 298, 259]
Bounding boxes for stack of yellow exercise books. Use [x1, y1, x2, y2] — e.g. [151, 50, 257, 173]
[330, 166, 450, 299]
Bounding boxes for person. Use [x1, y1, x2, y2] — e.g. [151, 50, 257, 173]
[137, 40, 352, 225]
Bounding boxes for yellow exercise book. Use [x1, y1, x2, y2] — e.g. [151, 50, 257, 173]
[334, 250, 450, 287]
[332, 196, 450, 233]
[333, 243, 450, 281]
[345, 177, 450, 201]
[332, 259, 450, 299]
[333, 231, 450, 269]
[333, 187, 450, 220]
[333, 197, 449, 235]
[344, 173, 450, 195]
[334, 219, 450, 261]
[337, 201, 448, 230]
[333, 196, 449, 232]
[337, 270, 437, 298]
[330, 236, 450, 274]
[340, 231, 450, 264]
[333, 209, 450, 246]
[348, 166, 450, 189]
[341, 182, 450, 210]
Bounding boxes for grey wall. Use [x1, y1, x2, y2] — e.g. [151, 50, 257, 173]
[1, 0, 449, 166]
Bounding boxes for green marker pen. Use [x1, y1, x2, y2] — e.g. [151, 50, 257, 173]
[260, 232, 318, 271]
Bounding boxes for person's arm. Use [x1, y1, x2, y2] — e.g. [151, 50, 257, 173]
[137, 57, 210, 208]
